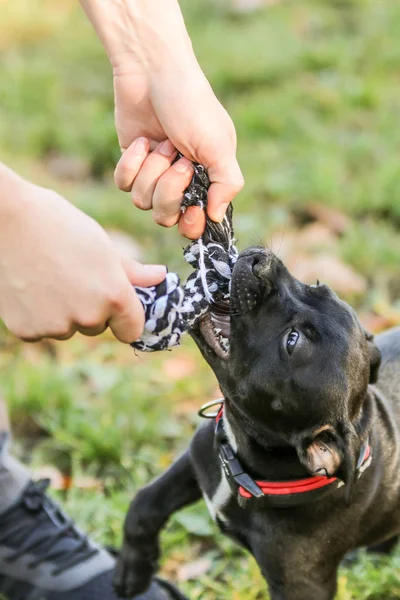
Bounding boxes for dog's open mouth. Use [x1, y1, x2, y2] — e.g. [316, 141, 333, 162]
[199, 303, 231, 359]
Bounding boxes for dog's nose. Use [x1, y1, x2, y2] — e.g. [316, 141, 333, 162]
[251, 253, 272, 280]
[231, 248, 276, 313]
[237, 249, 273, 280]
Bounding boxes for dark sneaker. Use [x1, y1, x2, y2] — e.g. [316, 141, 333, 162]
[0, 479, 187, 600]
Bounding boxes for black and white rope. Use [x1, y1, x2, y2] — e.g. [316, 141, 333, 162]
[132, 161, 238, 352]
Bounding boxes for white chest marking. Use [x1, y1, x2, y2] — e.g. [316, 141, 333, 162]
[203, 412, 238, 522]
[203, 471, 231, 522]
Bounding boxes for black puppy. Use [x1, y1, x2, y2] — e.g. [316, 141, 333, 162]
[114, 248, 400, 600]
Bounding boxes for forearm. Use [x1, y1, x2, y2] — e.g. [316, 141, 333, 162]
[80, 0, 194, 73]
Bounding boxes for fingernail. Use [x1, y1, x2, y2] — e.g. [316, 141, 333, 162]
[214, 202, 230, 222]
[145, 264, 167, 277]
[159, 139, 176, 157]
[133, 137, 148, 154]
[184, 206, 201, 225]
[173, 157, 193, 173]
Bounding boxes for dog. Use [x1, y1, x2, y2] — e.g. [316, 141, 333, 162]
[114, 247, 400, 600]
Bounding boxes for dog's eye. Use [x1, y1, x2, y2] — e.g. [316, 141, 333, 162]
[286, 329, 299, 355]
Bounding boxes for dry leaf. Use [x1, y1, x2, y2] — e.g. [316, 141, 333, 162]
[295, 223, 337, 251]
[373, 300, 400, 327]
[32, 465, 103, 491]
[268, 223, 336, 262]
[32, 465, 65, 489]
[287, 254, 367, 296]
[305, 203, 351, 235]
[163, 354, 197, 381]
[177, 557, 212, 582]
[358, 312, 394, 334]
[46, 154, 90, 182]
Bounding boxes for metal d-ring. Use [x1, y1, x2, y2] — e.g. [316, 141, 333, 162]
[198, 398, 224, 419]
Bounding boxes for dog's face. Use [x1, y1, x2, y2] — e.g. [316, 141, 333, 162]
[193, 247, 381, 486]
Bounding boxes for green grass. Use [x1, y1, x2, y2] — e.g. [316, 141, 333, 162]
[0, 0, 400, 597]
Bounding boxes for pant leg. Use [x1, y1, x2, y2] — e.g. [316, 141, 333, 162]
[0, 398, 30, 514]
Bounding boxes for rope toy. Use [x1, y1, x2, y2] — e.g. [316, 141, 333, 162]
[132, 159, 238, 352]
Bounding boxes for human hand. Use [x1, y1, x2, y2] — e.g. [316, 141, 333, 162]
[80, 0, 244, 239]
[113, 62, 243, 239]
[0, 171, 166, 343]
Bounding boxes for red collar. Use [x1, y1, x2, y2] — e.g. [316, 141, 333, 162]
[210, 403, 372, 508]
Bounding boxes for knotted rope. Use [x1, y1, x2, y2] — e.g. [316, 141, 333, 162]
[132, 160, 238, 352]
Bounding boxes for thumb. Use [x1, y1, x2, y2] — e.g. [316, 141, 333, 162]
[121, 258, 167, 287]
[110, 260, 167, 343]
[206, 156, 244, 223]
[108, 283, 146, 343]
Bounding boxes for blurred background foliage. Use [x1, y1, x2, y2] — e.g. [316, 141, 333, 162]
[0, 0, 399, 598]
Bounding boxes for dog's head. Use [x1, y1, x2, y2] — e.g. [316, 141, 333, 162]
[192, 247, 380, 490]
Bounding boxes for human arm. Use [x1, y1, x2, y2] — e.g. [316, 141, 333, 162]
[80, 0, 244, 239]
[0, 162, 165, 342]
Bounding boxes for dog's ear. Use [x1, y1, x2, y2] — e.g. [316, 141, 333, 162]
[364, 331, 381, 384]
[303, 431, 342, 479]
[299, 422, 360, 504]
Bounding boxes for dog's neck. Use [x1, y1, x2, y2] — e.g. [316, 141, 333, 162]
[223, 389, 375, 482]
[223, 400, 310, 480]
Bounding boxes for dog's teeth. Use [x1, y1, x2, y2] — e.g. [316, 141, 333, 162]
[214, 328, 222, 335]
[220, 337, 229, 351]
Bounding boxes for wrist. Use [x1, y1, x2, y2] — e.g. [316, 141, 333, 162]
[81, 0, 193, 74]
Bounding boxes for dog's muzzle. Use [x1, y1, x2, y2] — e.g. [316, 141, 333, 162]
[230, 249, 274, 314]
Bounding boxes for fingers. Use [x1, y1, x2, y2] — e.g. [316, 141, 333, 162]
[76, 323, 108, 338]
[108, 260, 166, 343]
[114, 137, 150, 192]
[122, 258, 167, 287]
[116, 140, 244, 237]
[178, 206, 206, 239]
[108, 284, 146, 343]
[17, 324, 78, 343]
[206, 156, 244, 223]
[131, 140, 178, 210]
[152, 156, 194, 227]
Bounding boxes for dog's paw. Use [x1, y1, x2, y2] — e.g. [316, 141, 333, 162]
[113, 541, 158, 598]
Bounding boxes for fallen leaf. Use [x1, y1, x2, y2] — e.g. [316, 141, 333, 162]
[358, 313, 393, 334]
[46, 154, 90, 182]
[32, 465, 65, 489]
[287, 253, 367, 296]
[295, 223, 337, 251]
[177, 557, 212, 582]
[268, 223, 336, 262]
[163, 354, 197, 381]
[373, 300, 400, 327]
[32, 465, 103, 491]
[305, 203, 351, 235]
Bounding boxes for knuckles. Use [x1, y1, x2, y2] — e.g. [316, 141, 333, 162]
[152, 212, 179, 228]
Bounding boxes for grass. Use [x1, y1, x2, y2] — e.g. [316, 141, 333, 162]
[0, 0, 400, 597]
